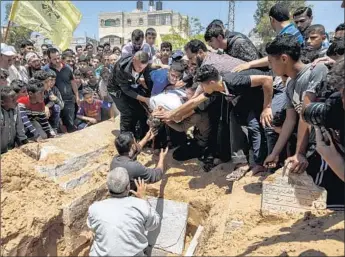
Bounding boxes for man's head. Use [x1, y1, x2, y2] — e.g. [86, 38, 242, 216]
[100, 66, 111, 81]
[20, 40, 34, 55]
[107, 167, 130, 198]
[109, 54, 118, 66]
[327, 37, 345, 61]
[97, 45, 104, 55]
[208, 19, 225, 31]
[90, 56, 101, 68]
[112, 46, 121, 56]
[168, 61, 185, 85]
[13, 54, 23, 67]
[132, 51, 149, 73]
[1, 86, 17, 110]
[42, 51, 49, 66]
[27, 79, 45, 103]
[82, 87, 94, 104]
[104, 42, 111, 52]
[10, 79, 28, 98]
[131, 29, 145, 51]
[194, 64, 222, 94]
[269, 3, 290, 32]
[305, 24, 326, 50]
[145, 28, 157, 46]
[86, 68, 98, 85]
[76, 45, 83, 56]
[335, 23, 345, 39]
[47, 48, 61, 67]
[62, 51, 75, 68]
[73, 69, 82, 86]
[0, 43, 16, 69]
[41, 44, 49, 52]
[327, 58, 345, 110]
[184, 39, 208, 67]
[33, 70, 52, 91]
[293, 7, 313, 34]
[85, 43, 94, 54]
[266, 34, 301, 76]
[204, 24, 226, 51]
[160, 42, 172, 59]
[25, 52, 41, 70]
[77, 55, 89, 69]
[115, 132, 138, 156]
[102, 54, 110, 66]
[0, 68, 9, 87]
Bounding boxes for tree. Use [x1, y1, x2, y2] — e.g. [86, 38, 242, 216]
[162, 16, 206, 50]
[253, 0, 309, 44]
[3, 3, 33, 48]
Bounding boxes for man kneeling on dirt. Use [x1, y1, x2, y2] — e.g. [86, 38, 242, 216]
[87, 167, 160, 256]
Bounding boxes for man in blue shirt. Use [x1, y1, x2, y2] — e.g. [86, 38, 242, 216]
[233, 3, 304, 72]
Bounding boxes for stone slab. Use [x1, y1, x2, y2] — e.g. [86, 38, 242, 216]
[58, 163, 108, 190]
[147, 197, 189, 255]
[261, 167, 327, 214]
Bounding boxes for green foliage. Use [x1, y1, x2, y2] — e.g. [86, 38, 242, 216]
[253, 0, 310, 44]
[3, 3, 33, 48]
[161, 16, 205, 50]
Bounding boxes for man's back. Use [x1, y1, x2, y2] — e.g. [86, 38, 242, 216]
[202, 52, 246, 75]
[88, 197, 160, 256]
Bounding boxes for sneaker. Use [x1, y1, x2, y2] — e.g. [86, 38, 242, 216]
[172, 140, 202, 161]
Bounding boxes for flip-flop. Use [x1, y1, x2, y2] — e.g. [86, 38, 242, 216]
[226, 166, 250, 181]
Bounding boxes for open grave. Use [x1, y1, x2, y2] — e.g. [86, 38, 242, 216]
[1, 119, 344, 256]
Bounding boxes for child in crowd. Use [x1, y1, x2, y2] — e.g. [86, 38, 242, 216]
[17, 79, 56, 140]
[145, 28, 157, 59]
[1, 86, 28, 153]
[305, 24, 328, 57]
[10, 79, 28, 98]
[75, 88, 114, 130]
[153, 42, 172, 68]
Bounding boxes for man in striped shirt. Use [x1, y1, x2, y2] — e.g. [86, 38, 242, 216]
[17, 79, 55, 140]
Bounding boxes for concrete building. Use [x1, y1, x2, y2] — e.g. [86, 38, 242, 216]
[98, 0, 189, 48]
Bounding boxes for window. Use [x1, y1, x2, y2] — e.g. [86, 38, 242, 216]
[100, 19, 104, 26]
[104, 19, 116, 27]
[127, 19, 131, 26]
[115, 18, 121, 27]
[139, 18, 144, 26]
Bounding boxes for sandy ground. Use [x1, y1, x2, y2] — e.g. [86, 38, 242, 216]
[1, 137, 344, 256]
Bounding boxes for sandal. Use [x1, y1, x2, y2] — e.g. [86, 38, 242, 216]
[226, 165, 250, 181]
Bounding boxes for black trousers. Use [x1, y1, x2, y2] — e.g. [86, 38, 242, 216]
[110, 92, 148, 136]
[61, 99, 76, 132]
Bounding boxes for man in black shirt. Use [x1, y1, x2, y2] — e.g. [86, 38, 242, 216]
[204, 23, 261, 62]
[108, 51, 153, 135]
[110, 131, 168, 190]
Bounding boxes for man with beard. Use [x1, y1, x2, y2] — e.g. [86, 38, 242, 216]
[25, 52, 42, 79]
[108, 51, 153, 135]
[43, 48, 79, 132]
[122, 30, 151, 60]
[8, 53, 28, 83]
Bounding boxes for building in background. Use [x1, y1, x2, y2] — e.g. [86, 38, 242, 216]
[98, 0, 189, 48]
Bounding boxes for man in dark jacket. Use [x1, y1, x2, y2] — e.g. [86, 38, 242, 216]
[108, 51, 153, 134]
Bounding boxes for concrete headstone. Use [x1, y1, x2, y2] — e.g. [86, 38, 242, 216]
[147, 197, 189, 255]
[261, 167, 327, 214]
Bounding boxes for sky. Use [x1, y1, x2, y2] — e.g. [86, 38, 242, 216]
[1, 1, 344, 40]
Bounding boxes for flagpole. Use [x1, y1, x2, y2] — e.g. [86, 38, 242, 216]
[4, 20, 11, 43]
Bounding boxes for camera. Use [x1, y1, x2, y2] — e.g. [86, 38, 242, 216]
[302, 92, 344, 130]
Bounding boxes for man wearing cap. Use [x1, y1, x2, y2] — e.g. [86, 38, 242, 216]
[8, 53, 29, 83]
[0, 43, 16, 71]
[87, 167, 160, 256]
[25, 52, 42, 79]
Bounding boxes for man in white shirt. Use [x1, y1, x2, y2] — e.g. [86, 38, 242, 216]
[87, 167, 160, 256]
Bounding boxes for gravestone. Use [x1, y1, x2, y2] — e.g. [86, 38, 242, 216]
[261, 167, 327, 214]
[147, 197, 189, 255]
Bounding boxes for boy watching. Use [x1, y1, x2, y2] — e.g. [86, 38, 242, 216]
[1, 86, 28, 153]
[305, 24, 328, 57]
[76, 87, 114, 130]
[17, 79, 55, 140]
[153, 41, 172, 67]
[145, 28, 157, 58]
[263, 34, 328, 173]
[10, 79, 28, 98]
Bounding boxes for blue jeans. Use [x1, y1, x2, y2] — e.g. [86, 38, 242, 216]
[49, 104, 61, 130]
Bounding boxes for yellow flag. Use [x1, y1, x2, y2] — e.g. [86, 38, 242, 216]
[9, 0, 82, 50]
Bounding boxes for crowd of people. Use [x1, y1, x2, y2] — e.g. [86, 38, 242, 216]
[1, 2, 344, 256]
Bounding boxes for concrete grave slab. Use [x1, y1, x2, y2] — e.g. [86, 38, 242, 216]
[261, 167, 327, 214]
[147, 197, 189, 255]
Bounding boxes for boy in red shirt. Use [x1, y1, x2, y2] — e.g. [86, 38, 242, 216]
[76, 87, 114, 130]
[17, 79, 55, 140]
